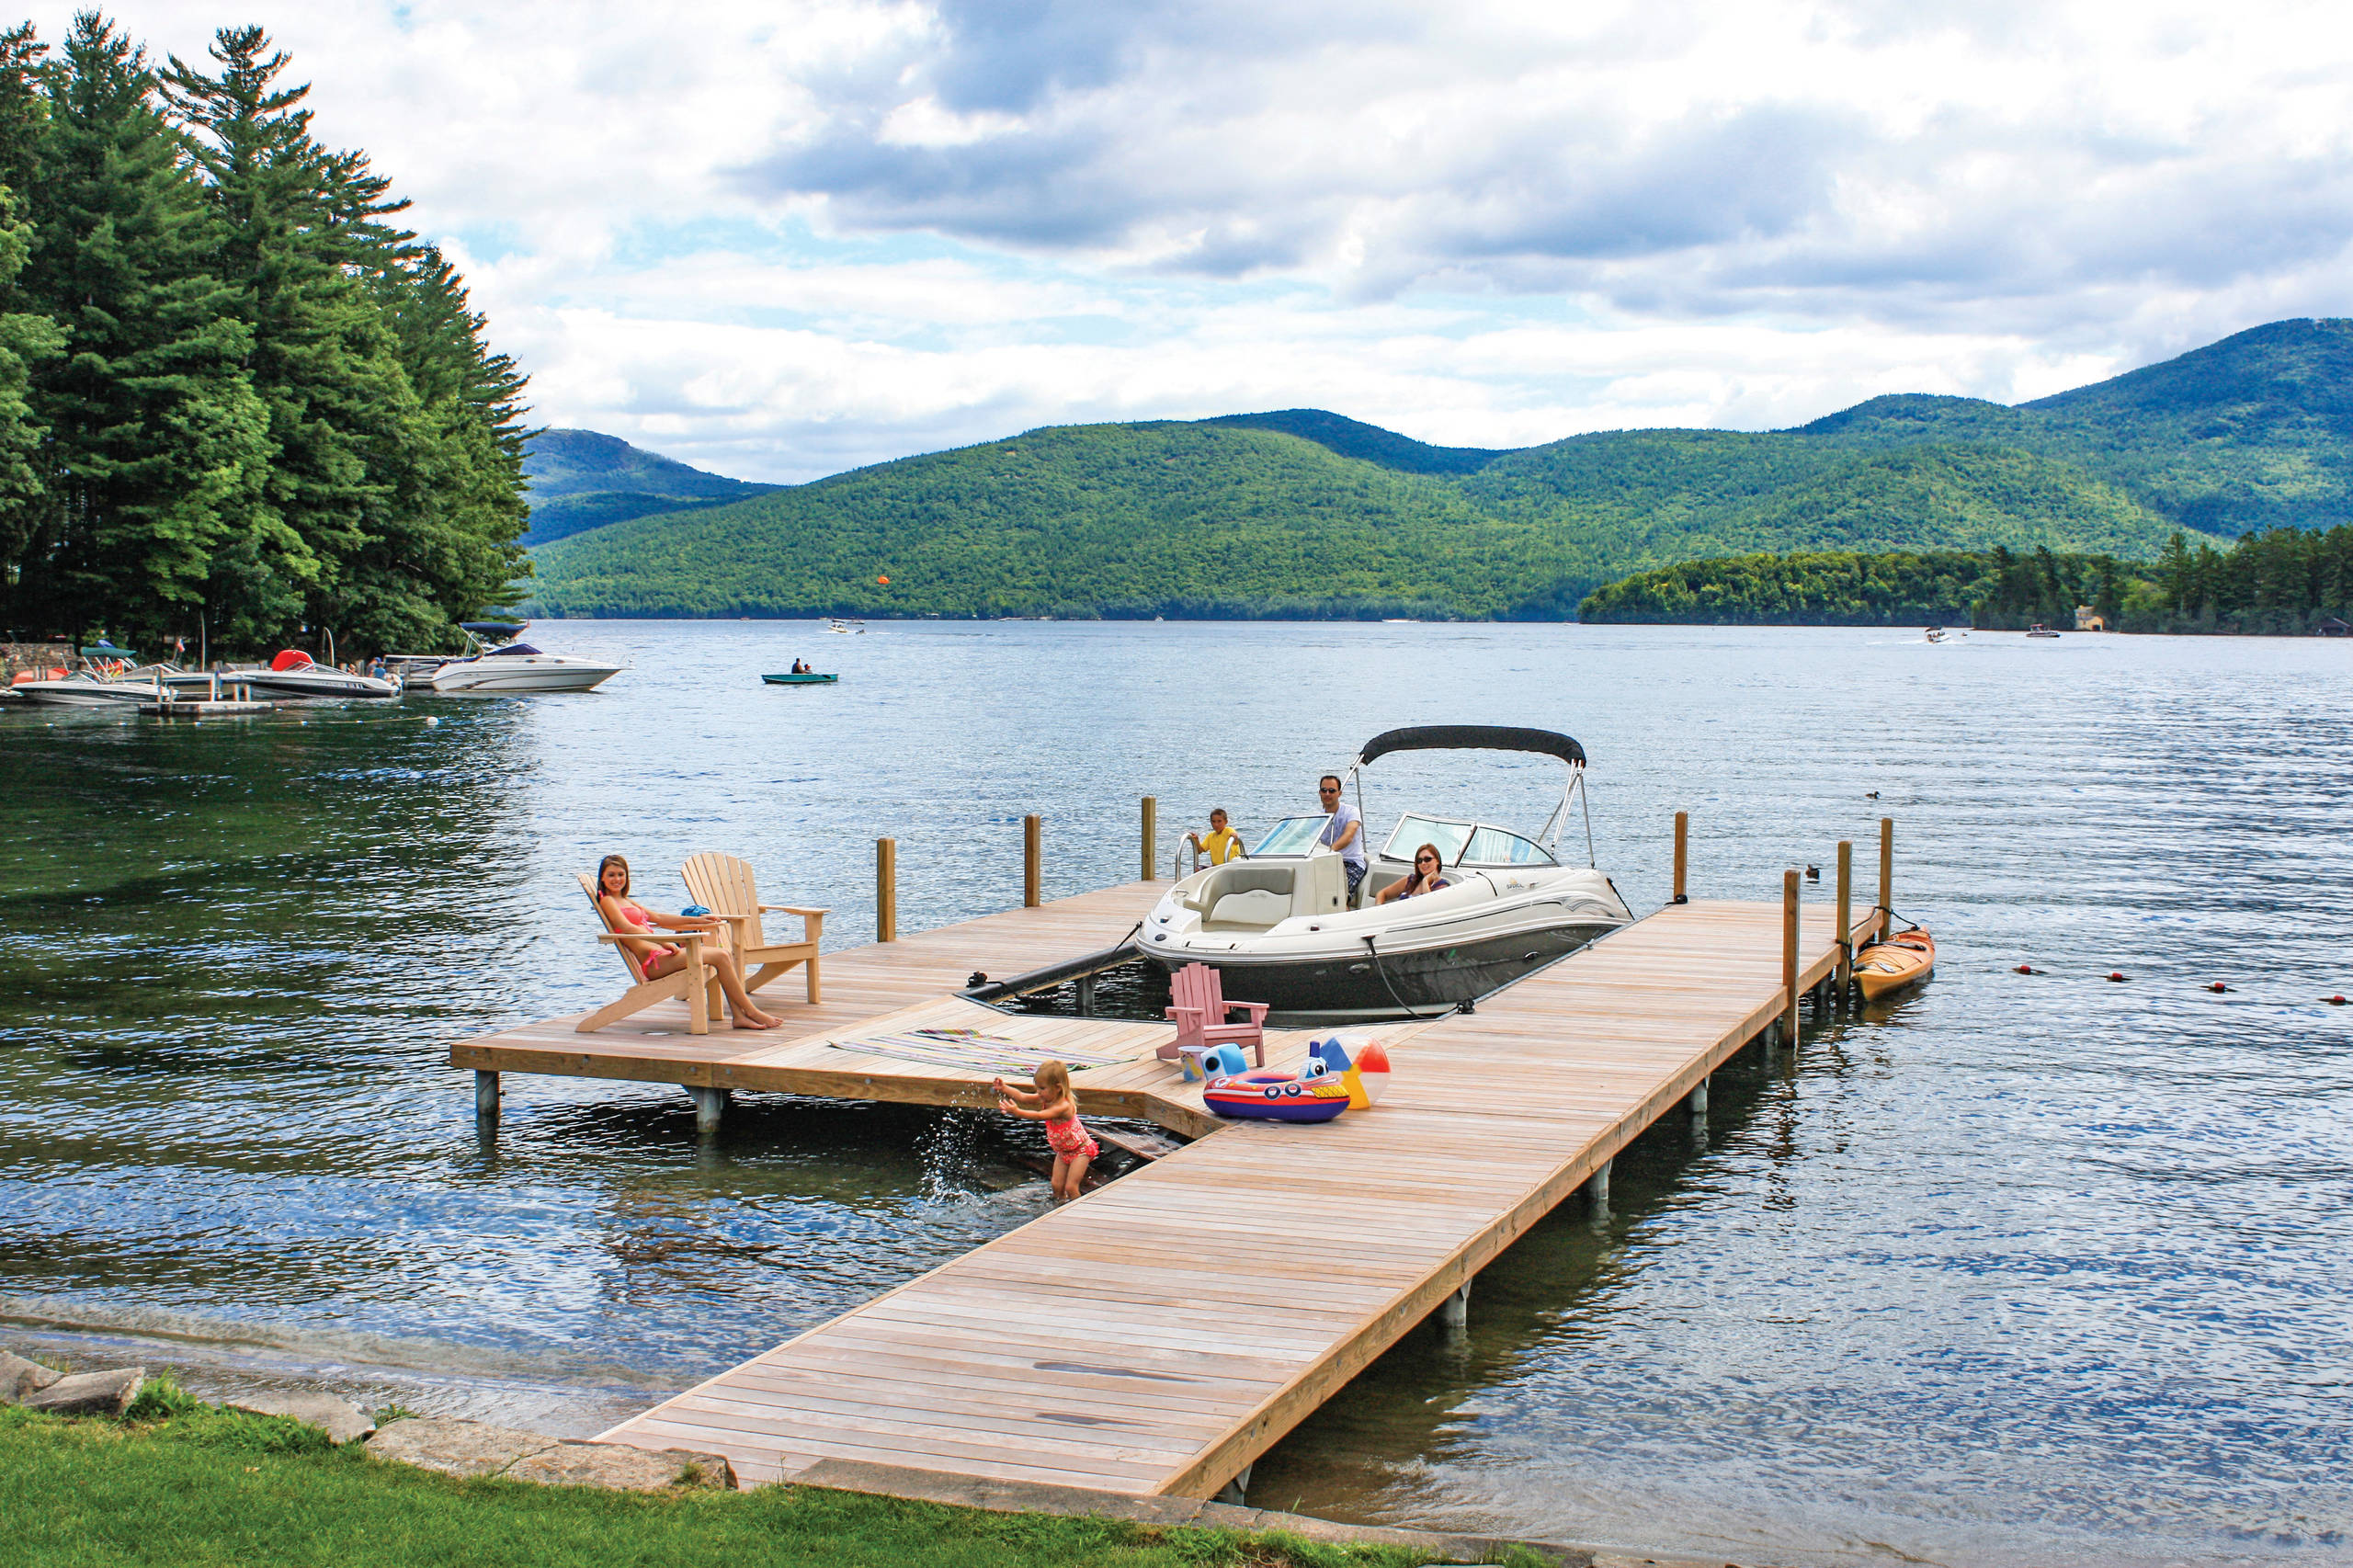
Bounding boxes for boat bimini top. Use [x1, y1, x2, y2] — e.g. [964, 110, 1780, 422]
[1345, 723, 1596, 868]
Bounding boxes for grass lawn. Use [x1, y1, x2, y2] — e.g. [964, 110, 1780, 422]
[0, 1388, 1476, 1568]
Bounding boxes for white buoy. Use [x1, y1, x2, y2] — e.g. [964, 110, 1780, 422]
[424, 716, 439, 726]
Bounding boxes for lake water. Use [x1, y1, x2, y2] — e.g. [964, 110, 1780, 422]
[4, 620, 2347, 1567]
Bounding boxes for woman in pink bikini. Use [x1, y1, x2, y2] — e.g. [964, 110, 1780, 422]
[994, 1060, 1096, 1200]
[595, 854, 783, 1030]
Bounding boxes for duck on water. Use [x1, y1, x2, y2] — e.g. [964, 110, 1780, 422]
[1141, 725, 1633, 1023]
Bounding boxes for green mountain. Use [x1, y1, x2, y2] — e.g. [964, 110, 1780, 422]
[521, 429, 781, 546]
[521, 319, 2353, 620]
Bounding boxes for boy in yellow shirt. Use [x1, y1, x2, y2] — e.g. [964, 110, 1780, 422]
[1188, 808, 1244, 866]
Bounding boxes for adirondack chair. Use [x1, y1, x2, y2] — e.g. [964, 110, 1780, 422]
[575, 872, 720, 1035]
[679, 851, 826, 1004]
[1160, 962, 1268, 1067]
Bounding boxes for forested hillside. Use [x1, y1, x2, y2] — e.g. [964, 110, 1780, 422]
[1579, 526, 2353, 634]
[521, 429, 779, 546]
[526, 320, 2353, 621]
[0, 17, 528, 655]
[526, 422, 2178, 620]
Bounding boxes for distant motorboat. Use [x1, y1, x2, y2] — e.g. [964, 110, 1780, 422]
[16, 663, 219, 708]
[2026, 624, 2062, 639]
[762, 671, 838, 685]
[1925, 626, 1946, 643]
[827, 619, 865, 635]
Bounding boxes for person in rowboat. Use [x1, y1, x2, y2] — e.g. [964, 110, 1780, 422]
[594, 854, 783, 1030]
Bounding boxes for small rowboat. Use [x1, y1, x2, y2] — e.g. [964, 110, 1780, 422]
[761, 672, 838, 685]
[1854, 926, 1935, 1000]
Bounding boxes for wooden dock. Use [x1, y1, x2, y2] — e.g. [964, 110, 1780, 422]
[455, 877, 1878, 1498]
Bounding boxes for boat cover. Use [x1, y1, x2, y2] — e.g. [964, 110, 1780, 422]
[1357, 724, 1585, 767]
[268, 649, 315, 671]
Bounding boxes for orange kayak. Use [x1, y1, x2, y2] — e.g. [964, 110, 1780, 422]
[1854, 927, 1935, 1000]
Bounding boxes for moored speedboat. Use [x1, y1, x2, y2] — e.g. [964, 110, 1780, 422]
[1141, 726, 1632, 1022]
[15, 663, 218, 707]
[427, 641, 620, 693]
[238, 650, 399, 699]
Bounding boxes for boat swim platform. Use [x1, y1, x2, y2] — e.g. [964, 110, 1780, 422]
[453, 884, 1877, 1497]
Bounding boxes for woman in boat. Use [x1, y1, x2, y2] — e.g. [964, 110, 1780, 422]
[1376, 842, 1452, 905]
[594, 854, 784, 1030]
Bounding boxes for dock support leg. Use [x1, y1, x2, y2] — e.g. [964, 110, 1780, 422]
[1586, 1158, 1611, 1222]
[474, 1070, 500, 1119]
[1215, 1463, 1253, 1506]
[1439, 1280, 1471, 1332]
[688, 1085, 729, 1138]
[1075, 975, 1097, 1017]
[1689, 1074, 1710, 1119]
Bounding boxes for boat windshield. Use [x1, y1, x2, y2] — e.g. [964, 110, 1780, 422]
[1463, 825, 1555, 866]
[1381, 815, 1475, 864]
[1382, 814, 1555, 867]
[1251, 816, 1328, 857]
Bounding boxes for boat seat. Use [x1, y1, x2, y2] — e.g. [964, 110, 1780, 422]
[1205, 888, 1291, 929]
[1183, 861, 1294, 913]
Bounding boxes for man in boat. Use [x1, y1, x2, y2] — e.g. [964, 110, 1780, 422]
[1317, 774, 1367, 903]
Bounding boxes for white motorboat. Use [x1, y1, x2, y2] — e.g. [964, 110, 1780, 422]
[236, 650, 399, 700]
[1140, 725, 1633, 1021]
[427, 641, 621, 693]
[15, 664, 219, 708]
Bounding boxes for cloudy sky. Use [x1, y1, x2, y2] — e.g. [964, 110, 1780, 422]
[49, 1, 2353, 481]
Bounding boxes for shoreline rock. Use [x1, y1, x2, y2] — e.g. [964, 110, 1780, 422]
[224, 1392, 377, 1447]
[363, 1416, 733, 1491]
[23, 1368, 144, 1416]
[1, 1350, 64, 1403]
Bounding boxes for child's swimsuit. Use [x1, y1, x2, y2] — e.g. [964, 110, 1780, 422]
[1045, 1113, 1099, 1162]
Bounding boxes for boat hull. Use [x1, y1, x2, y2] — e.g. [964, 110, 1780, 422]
[1855, 929, 1935, 1000]
[1144, 917, 1619, 1022]
[428, 659, 619, 693]
[240, 671, 398, 699]
[762, 673, 838, 685]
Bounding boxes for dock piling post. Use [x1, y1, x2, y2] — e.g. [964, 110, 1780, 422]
[1586, 1158, 1611, 1221]
[1672, 811, 1688, 903]
[1440, 1280, 1471, 1331]
[1075, 975, 1097, 1017]
[1141, 796, 1156, 882]
[1215, 1463, 1253, 1506]
[1836, 839, 1854, 998]
[1878, 816, 1894, 940]
[1024, 814, 1042, 908]
[1782, 869, 1801, 1046]
[1689, 1074, 1710, 1119]
[473, 1070, 499, 1119]
[688, 1085, 728, 1138]
[876, 837, 897, 943]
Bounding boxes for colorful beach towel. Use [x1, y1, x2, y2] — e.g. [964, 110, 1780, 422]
[824, 1027, 1127, 1075]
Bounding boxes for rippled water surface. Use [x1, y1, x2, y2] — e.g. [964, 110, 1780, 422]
[5, 620, 2348, 1566]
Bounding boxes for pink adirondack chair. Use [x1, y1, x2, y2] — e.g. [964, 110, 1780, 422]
[1160, 962, 1268, 1067]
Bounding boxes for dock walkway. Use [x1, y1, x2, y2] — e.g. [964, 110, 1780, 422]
[457, 886, 1869, 1497]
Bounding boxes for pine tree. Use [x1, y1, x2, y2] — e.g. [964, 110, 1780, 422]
[17, 13, 278, 646]
[163, 26, 529, 653]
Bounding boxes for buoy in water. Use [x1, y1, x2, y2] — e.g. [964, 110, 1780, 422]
[2108, 971, 2127, 982]
[424, 716, 439, 726]
[2327, 994, 2347, 1006]
[2015, 963, 2039, 974]
[2205, 982, 2230, 993]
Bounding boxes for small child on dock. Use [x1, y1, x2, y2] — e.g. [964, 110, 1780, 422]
[994, 1061, 1097, 1201]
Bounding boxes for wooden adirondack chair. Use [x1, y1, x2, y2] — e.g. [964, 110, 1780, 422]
[1161, 962, 1268, 1067]
[679, 852, 826, 1004]
[575, 872, 720, 1035]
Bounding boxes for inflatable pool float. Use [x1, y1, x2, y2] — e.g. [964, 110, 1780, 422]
[1202, 1038, 1391, 1122]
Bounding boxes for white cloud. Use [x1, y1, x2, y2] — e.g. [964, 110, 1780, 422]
[35, 1, 2353, 480]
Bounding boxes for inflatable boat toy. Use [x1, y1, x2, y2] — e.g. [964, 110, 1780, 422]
[1201, 1038, 1393, 1123]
